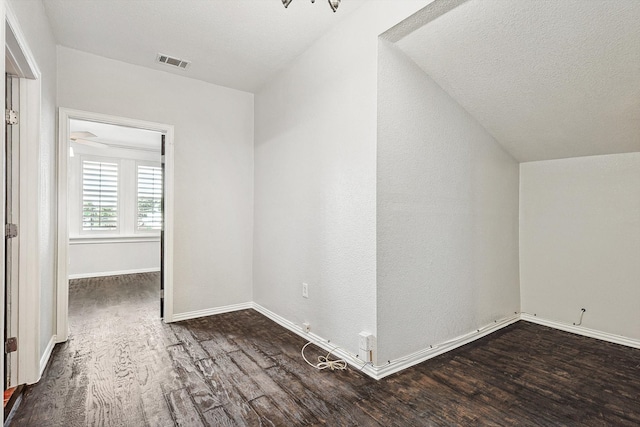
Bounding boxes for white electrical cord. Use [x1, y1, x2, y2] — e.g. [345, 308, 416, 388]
[301, 342, 348, 371]
[300, 314, 521, 372]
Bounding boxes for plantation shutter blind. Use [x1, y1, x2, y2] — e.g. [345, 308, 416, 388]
[82, 160, 119, 230]
[137, 165, 163, 230]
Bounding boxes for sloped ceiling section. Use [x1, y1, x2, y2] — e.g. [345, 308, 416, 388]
[43, 0, 365, 93]
[395, 0, 640, 162]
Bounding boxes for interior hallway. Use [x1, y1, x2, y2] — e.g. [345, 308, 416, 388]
[8, 273, 640, 426]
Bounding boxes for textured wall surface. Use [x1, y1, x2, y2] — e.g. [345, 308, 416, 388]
[58, 47, 254, 315]
[253, 1, 431, 358]
[520, 153, 640, 340]
[376, 41, 520, 363]
[8, 0, 58, 362]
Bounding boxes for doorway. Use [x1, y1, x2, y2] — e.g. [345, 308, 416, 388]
[3, 10, 44, 417]
[56, 110, 175, 343]
[67, 119, 164, 315]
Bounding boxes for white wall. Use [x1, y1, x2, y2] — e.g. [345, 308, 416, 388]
[376, 41, 520, 363]
[58, 47, 254, 314]
[253, 1, 432, 358]
[68, 145, 161, 278]
[69, 240, 159, 279]
[8, 0, 58, 364]
[520, 153, 640, 341]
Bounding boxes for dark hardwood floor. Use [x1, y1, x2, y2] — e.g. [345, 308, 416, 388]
[9, 273, 640, 426]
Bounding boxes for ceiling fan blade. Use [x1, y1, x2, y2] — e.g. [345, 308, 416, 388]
[70, 131, 97, 140]
[73, 139, 109, 149]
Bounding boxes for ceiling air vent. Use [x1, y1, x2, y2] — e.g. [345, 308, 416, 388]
[156, 53, 191, 70]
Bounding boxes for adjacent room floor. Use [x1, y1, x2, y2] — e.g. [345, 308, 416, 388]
[9, 273, 640, 426]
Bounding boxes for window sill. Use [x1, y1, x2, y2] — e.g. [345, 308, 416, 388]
[69, 235, 161, 245]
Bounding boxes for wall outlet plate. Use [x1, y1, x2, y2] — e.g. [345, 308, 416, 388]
[303, 322, 311, 333]
[359, 332, 375, 351]
[302, 283, 309, 298]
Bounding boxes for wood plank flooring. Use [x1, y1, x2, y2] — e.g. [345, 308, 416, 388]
[9, 273, 640, 426]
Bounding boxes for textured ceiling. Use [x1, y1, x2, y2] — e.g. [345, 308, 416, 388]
[43, 0, 365, 93]
[396, 0, 640, 162]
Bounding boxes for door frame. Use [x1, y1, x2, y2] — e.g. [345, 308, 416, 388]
[1, 6, 5, 426]
[5, 2, 43, 389]
[56, 109, 175, 342]
[5, 72, 20, 390]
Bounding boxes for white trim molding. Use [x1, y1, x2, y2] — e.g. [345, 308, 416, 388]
[39, 335, 57, 379]
[1, 6, 6, 421]
[130, 299, 640, 380]
[5, 3, 40, 79]
[6, 1, 44, 388]
[174, 301, 521, 380]
[251, 303, 377, 377]
[69, 268, 161, 280]
[520, 313, 640, 349]
[372, 315, 520, 379]
[172, 302, 254, 322]
[69, 235, 160, 245]
[253, 303, 520, 380]
[17, 74, 42, 386]
[57, 108, 176, 339]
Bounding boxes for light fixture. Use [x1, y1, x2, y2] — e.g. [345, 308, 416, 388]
[282, 0, 341, 12]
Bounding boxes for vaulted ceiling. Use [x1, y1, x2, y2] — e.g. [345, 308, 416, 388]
[395, 0, 640, 162]
[42, 0, 365, 93]
[43, 0, 640, 162]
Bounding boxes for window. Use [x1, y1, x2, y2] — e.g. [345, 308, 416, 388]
[82, 160, 118, 231]
[74, 154, 162, 238]
[137, 165, 163, 230]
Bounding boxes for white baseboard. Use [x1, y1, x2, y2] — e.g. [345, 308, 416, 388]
[372, 314, 520, 379]
[520, 314, 640, 349]
[39, 335, 57, 378]
[172, 302, 254, 322]
[159, 302, 640, 380]
[251, 303, 519, 380]
[251, 303, 377, 378]
[69, 268, 160, 280]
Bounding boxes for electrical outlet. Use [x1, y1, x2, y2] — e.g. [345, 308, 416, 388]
[302, 283, 309, 298]
[303, 322, 311, 333]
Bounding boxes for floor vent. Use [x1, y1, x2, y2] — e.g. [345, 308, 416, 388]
[156, 53, 191, 70]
